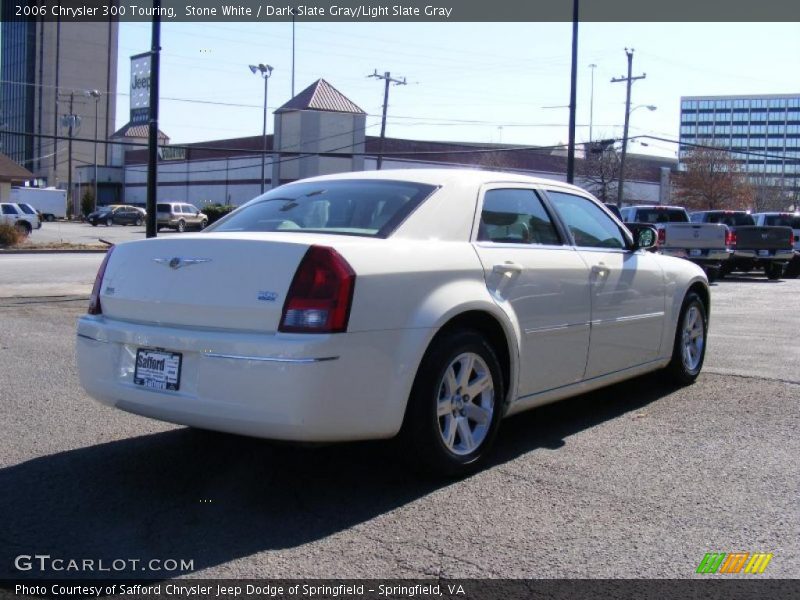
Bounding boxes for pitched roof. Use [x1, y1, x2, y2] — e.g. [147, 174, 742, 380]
[276, 79, 365, 115]
[0, 153, 34, 182]
[111, 123, 170, 141]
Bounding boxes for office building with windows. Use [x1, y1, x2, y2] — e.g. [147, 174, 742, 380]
[679, 94, 800, 196]
[0, 11, 117, 194]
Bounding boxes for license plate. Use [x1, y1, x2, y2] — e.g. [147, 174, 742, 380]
[758, 249, 770, 257]
[689, 248, 702, 257]
[134, 349, 182, 391]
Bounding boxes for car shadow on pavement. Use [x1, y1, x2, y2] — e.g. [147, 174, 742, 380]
[0, 373, 674, 579]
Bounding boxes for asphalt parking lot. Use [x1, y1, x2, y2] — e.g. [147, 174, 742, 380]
[21, 221, 181, 246]
[0, 273, 797, 579]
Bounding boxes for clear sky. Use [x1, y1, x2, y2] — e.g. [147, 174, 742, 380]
[115, 22, 800, 159]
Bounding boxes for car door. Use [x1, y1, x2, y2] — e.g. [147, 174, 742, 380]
[546, 190, 665, 379]
[472, 186, 592, 397]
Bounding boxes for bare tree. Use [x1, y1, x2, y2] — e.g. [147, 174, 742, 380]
[673, 144, 752, 211]
[579, 140, 621, 203]
[749, 175, 793, 212]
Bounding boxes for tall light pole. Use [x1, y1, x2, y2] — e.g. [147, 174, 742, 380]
[250, 63, 273, 194]
[566, 0, 579, 184]
[86, 89, 101, 209]
[588, 63, 597, 143]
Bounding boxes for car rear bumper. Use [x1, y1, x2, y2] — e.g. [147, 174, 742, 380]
[659, 248, 731, 262]
[731, 249, 794, 261]
[76, 315, 427, 442]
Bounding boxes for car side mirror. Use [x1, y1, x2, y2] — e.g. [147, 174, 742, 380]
[632, 225, 658, 250]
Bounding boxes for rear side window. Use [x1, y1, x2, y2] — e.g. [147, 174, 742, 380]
[208, 180, 437, 238]
[633, 209, 688, 223]
[478, 189, 560, 245]
[156, 203, 172, 212]
[547, 191, 627, 249]
[2, 204, 19, 215]
[704, 212, 755, 226]
[765, 215, 800, 228]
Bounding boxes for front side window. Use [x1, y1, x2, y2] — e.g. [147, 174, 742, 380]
[209, 180, 437, 238]
[17, 204, 36, 215]
[478, 188, 560, 245]
[547, 191, 627, 249]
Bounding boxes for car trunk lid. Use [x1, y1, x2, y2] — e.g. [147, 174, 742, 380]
[99, 233, 315, 333]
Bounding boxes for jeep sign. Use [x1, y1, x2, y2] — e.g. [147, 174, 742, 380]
[130, 53, 151, 124]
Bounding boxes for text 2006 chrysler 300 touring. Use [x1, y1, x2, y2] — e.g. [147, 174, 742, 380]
[77, 169, 709, 475]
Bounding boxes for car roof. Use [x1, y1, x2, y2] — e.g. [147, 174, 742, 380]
[293, 168, 594, 196]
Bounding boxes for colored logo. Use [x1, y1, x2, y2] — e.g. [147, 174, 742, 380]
[696, 552, 773, 574]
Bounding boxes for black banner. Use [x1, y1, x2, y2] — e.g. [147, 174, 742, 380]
[2, 580, 799, 600]
[4, 0, 800, 22]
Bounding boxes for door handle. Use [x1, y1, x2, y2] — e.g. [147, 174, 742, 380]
[492, 261, 523, 275]
[591, 263, 610, 278]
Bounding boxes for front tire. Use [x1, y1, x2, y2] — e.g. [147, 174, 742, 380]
[176, 219, 186, 233]
[665, 291, 707, 386]
[135, 217, 143, 226]
[105, 217, 113, 227]
[400, 329, 504, 477]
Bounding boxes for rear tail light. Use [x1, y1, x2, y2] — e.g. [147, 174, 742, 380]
[725, 228, 737, 247]
[88, 245, 115, 315]
[657, 228, 666, 246]
[279, 245, 356, 333]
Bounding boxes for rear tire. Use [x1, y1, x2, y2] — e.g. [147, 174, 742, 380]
[664, 291, 707, 386]
[45, 214, 55, 222]
[177, 219, 186, 233]
[766, 263, 783, 280]
[399, 329, 505, 478]
[15, 221, 31, 237]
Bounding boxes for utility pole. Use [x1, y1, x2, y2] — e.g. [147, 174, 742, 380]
[369, 70, 406, 170]
[588, 63, 597, 143]
[146, 0, 161, 238]
[60, 92, 80, 217]
[611, 48, 645, 206]
[566, 0, 579, 184]
[249, 64, 273, 194]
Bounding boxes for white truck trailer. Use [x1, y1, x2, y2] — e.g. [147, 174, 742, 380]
[9, 187, 67, 221]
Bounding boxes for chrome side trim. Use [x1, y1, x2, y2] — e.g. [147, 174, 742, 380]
[591, 311, 665, 326]
[524, 322, 590, 335]
[203, 353, 339, 364]
[77, 333, 107, 343]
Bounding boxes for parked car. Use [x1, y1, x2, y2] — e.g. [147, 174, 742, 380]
[87, 205, 146, 227]
[0, 202, 39, 235]
[690, 210, 794, 280]
[14, 202, 43, 230]
[604, 203, 622, 219]
[621, 205, 729, 282]
[77, 169, 710, 476]
[751, 212, 800, 279]
[156, 202, 208, 232]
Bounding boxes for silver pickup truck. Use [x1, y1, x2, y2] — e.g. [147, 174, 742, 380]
[621, 205, 730, 282]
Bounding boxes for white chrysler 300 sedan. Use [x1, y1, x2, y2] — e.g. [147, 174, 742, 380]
[77, 169, 709, 475]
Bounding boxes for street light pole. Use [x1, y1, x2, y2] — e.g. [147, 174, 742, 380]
[588, 63, 597, 143]
[87, 90, 101, 210]
[566, 0, 579, 184]
[249, 63, 273, 194]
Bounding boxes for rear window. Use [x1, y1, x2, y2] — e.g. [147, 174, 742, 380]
[703, 212, 755, 226]
[17, 203, 36, 215]
[765, 215, 800, 228]
[208, 180, 437, 238]
[633, 208, 688, 223]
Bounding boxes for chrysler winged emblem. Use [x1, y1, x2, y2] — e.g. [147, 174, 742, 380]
[153, 257, 212, 270]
